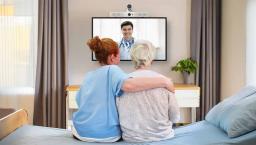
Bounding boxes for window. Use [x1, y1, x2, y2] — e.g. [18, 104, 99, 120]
[246, 0, 256, 86]
[0, 0, 38, 95]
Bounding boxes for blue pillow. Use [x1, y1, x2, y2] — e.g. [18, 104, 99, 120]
[220, 93, 256, 137]
[206, 86, 256, 127]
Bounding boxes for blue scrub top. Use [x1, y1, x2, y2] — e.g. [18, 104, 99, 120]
[73, 65, 128, 139]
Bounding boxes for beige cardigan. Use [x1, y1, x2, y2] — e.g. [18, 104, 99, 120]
[116, 70, 180, 142]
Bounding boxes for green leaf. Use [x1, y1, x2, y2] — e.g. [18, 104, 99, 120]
[171, 58, 198, 74]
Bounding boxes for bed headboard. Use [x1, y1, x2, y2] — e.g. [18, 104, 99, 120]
[0, 109, 28, 140]
[0, 108, 15, 119]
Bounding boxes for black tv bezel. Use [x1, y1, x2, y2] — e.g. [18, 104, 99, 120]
[91, 17, 167, 61]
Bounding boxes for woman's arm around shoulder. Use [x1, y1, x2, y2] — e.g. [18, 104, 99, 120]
[122, 77, 175, 92]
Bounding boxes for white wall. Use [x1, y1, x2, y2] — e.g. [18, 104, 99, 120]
[221, 0, 246, 100]
[246, 0, 256, 86]
[68, 0, 191, 85]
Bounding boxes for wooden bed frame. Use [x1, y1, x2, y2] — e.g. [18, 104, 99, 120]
[0, 109, 28, 140]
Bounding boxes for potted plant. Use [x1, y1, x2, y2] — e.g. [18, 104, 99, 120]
[171, 58, 198, 84]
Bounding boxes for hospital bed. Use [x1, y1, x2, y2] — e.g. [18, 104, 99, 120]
[1, 109, 256, 145]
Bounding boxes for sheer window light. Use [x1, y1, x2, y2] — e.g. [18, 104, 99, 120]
[246, 0, 256, 87]
[0, 0, 38, 95]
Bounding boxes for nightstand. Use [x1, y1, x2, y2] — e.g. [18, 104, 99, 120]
[66, 84, 200, 129]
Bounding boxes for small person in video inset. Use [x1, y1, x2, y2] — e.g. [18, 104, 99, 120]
[119, 21, 134, 60]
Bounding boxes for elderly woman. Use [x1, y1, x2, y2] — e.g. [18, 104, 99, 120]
[116, 40, 180, 142]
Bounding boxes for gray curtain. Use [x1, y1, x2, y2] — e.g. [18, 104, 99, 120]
[190, 0, 221, 121]
[33, 0, 68, 128]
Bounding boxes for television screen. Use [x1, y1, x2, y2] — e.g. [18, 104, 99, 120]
[92, 17, 167, 61]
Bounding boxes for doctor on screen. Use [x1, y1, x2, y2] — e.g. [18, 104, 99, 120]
[119, 21, 135, 60]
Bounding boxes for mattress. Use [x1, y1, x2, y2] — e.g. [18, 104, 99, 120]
[1, 121, 256, 145]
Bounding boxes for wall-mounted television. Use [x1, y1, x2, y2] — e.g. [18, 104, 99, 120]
[92, 17, 167, 61]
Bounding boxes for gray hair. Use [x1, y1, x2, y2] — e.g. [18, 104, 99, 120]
[130, 40, 156, 69]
